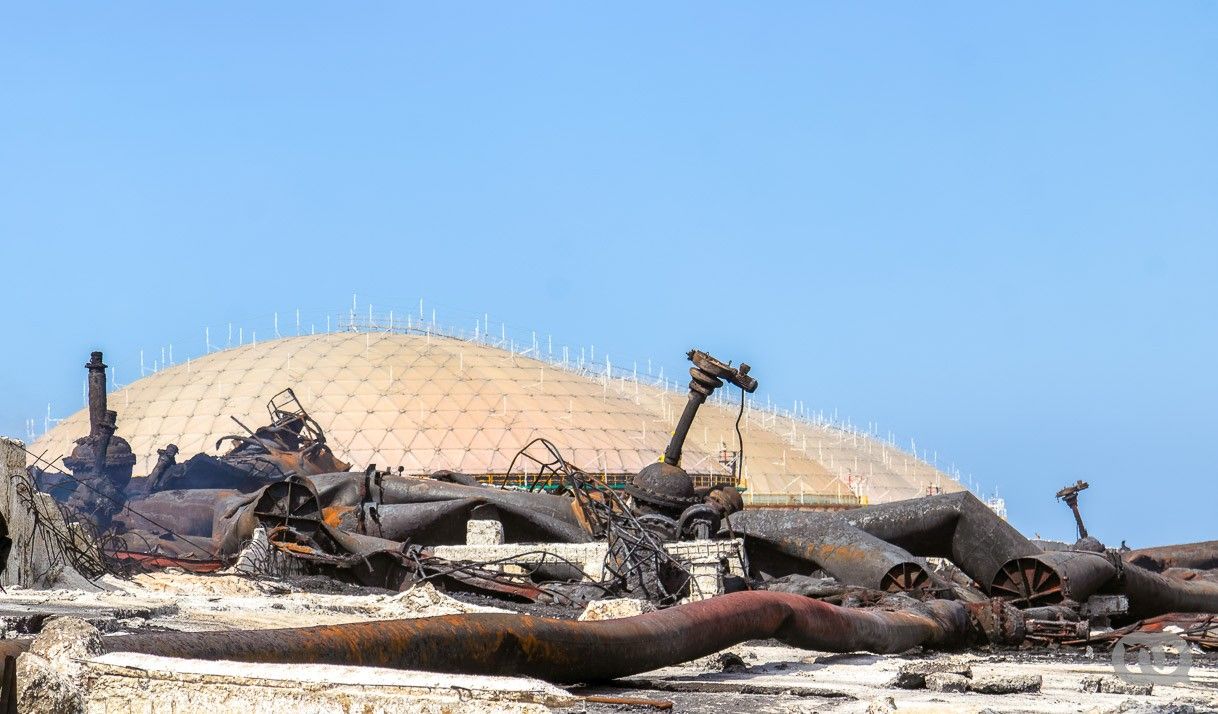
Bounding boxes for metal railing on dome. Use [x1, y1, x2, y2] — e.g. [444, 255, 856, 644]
[741, 492, 862, 509]
[30, 301, 979, 507]
[477, 472, 745, 492]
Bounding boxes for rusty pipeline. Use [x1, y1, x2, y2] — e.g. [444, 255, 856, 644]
[1124, 540, 1218, 573]
[662, 350, 756, 468]
[1119, 561, 1218, 619]
[843, 491, 1042, 591]
[989, 549, 1218, 620]
[729, 511, 935, 593]
[85, 351, 107, 439]
[1055, 480, 1090, 540]
[989, 551, 1117, 607]
[39, 592, 1021, 683]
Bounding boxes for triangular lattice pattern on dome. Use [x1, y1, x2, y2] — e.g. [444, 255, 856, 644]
[30, 333, 964, 506]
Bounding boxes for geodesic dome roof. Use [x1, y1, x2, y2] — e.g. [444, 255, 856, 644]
[30, 332, 964, 505]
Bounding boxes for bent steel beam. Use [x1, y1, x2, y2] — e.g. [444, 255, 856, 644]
[89, 592, 1020, 683]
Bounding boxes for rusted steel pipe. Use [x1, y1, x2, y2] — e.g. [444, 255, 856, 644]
[1120, 562, 1218, 619]
[307, 472, 592, 543]
[1124, 541, 1218, 573]
[85, 351, 107, 439]
[97, 592, 1019, 682]
[990, 550, 1218, 619]
[842, 492, 1042, 591]
[730, 511, 934, 592]
[989, 551, 1117, 607]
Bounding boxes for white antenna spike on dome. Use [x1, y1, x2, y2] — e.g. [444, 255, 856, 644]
[274, 312, 280, 338]
[296, 309, 301, 336]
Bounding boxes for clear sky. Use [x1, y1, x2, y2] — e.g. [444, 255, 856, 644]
[2, 4, 1215, 547]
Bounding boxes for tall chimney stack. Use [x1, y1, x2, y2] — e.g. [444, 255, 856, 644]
[86, 351, 108, 438]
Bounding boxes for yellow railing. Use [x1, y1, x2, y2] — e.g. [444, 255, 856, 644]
[475, 472, 743, 491]
[473, 473, 859, 509]
[742, 492, 862, 509]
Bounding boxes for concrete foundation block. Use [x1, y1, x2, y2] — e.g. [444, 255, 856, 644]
[80, 653, 576, 713]
[467, 519, 506, 545]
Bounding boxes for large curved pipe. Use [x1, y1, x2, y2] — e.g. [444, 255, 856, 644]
[842, 491, 1041, 590]
[989, 550, 1218, 620]
[1120, 562, 1218, 619]
[989, 551, 1118, 607]
[2, 593, 1019, 683]
[1124, 541, 1218, 573]
[729, 511, 934, 592]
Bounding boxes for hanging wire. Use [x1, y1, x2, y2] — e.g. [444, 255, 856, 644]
[19, 445, 222, 580]
[8, 465, 108, 582]
[498, 437, 700, 603]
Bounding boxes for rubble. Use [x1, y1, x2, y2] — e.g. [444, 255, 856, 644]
[1, 346, 1216, 710]
[925, 671, 970, 692]
[888, 657, 974, 688]
[15, 617, 102, 714]
[1080, 674, 1154, 696]
[577, 597, 656, 621]
[967, 672, 1043, 694]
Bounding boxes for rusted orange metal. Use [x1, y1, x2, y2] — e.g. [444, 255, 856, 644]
[98, 591, 1022, 682]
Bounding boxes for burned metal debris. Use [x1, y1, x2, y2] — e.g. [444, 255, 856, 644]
[9, 347, 1218, 686]
[0, 591, 1024, 683]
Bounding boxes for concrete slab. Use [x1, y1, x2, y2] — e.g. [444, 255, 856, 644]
[82, 653, 579, 713]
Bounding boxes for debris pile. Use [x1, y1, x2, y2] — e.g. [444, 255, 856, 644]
[4, 347, 1216, 709]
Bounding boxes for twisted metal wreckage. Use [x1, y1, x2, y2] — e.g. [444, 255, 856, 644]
[12, 349, 1218, 683]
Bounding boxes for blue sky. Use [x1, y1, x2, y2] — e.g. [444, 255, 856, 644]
[2, 4, 1215, 546]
